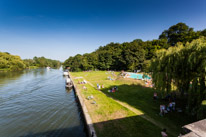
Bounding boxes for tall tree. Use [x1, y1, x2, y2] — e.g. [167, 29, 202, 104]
[150, 37, 206, 119]
[159, 22, 199, 46]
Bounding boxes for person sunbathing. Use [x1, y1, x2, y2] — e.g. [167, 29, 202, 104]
[83, 80, 87, 84]
[83, 85, 87, 90]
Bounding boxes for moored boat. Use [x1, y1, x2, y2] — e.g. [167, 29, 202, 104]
[63, 69, 69, 76]
[65, 77, 73, 88]
[63, 71, 69, 76]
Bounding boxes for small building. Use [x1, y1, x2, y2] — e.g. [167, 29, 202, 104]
[181, 119, 206, 137]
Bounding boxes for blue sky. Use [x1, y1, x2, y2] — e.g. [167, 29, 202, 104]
[0, 0, 205, 61]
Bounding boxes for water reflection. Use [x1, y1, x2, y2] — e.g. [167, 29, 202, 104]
[0, 69, 48, 88]
[31, 68, 47, 77]
[0, 69, 86, 137]
[0, 70, 25, 87]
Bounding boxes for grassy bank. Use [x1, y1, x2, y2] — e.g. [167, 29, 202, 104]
[70, 71, 191, 137]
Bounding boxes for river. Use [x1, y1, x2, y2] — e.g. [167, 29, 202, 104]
[0, 68, 87, 137]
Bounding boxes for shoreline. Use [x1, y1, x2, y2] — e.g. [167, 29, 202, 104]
[69, 73, 97, 137]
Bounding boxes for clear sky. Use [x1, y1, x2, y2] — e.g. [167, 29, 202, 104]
[0, 0, 205, 61]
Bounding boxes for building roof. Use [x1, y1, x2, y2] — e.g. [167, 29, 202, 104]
[182, 132, 200, 137]
[182, 119, 206, 137]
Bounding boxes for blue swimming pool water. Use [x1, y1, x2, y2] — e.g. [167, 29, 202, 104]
[128, 73, 151, 79]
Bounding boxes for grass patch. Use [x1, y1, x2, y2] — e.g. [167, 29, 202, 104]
[70, 71, 190, 137]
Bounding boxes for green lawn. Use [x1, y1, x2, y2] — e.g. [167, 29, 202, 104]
[70, 71, 191, 137]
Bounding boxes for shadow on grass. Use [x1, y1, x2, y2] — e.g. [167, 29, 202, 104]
[18, 115, 164, 137]
[100, 84, 194, 136]
[92, 115, 164, 137]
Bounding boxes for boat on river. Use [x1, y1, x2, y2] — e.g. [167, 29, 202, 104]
[63, 69, 69, 76]
[63, 72, 69, 76]
[65, 77, 73, 88]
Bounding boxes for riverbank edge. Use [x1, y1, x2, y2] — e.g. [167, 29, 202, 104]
[69, 73, 97, 137]
[0, 67, 39, 72]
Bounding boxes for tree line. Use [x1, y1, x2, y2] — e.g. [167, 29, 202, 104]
[63, 22, 206, 72]
[24, 56, 61, 69]
[0, 52, 61, 71]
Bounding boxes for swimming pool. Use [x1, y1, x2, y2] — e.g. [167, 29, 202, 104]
[128, 73, 151, 80]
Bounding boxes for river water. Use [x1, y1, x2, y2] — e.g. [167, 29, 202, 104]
[0, 69, 87, 137]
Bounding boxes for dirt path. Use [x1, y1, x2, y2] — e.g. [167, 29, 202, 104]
[86, 80, 95, 87]
[83, 77, 176, 136]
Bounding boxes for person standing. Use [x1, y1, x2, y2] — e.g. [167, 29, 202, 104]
[161, 129, 168, 137]
[153, 92, 158, 100]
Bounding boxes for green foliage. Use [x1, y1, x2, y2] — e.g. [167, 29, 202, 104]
[0, 52, 26, 71]
[64, 41, 147, 71]
[64, 22, 205, 72]
[0, 52, 61, 71]
[159, 22, 202, 46]
[197, 100, 206, 120]
[23, 59, 36, 67]
[150, 37, 206, 119]
[31, 56, 61, 68]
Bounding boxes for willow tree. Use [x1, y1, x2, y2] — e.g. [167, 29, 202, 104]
[150, 37, 206, 119]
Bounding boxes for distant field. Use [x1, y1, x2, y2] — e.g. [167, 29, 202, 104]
[70, 71, 191, 137]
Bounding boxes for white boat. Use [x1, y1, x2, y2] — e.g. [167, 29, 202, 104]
[65, 77, 73, 88]
[66, 77, 71, 83]
[66, 84, 73, 88]
[63, 69, 69, 76]
[47, 66, 50, 70]
[63, 72, 69, 76]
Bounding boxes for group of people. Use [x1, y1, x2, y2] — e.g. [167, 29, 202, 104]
[153, 92, 176, 116]
[106, 70, 117, 80]
[108, 86, 118, 93]
[107, 76, 114, 81]
[97, 84, 104, 90]
[78, 79, 87, 84]
[160, 101, 176, 116]
[108, 70, 116, 75]
[77, 80, 88, 90]
[124, 73, 129, 78]
[145, 79, 154, 87]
